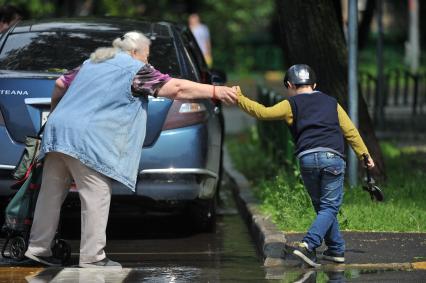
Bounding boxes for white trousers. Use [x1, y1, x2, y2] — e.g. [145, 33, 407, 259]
[26, 152, 112, 264]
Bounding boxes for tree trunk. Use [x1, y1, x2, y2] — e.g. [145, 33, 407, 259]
[332, 0, 345, 39]
[275, 0, 386, 179]
[358, 0, 376, 50]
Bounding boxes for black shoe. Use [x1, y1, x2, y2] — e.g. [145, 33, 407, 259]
[24, 251, 62, 267]
[320, 250, 345, 263]
[285, 242, 320, 268]
[79, 257, 122, 269]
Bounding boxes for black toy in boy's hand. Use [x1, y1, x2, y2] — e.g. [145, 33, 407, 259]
[362, 154, 384, 202]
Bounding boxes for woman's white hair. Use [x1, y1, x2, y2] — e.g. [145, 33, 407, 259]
[90, 31, 151, 63]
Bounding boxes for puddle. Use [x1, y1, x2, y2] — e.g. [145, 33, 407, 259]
[4, 266, 425, 283]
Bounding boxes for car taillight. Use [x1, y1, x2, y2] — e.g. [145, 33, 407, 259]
[162, 100, 207, 130]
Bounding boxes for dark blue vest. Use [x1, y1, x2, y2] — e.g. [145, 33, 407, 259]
[288, 91, 344, 157]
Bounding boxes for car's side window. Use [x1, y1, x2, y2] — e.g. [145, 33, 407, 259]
[181, 30, 210, 83]
[180, 37, 200, 81]
[181, 30, 213, 82]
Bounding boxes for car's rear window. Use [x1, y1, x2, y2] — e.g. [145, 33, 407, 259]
[0, 31, 180, 76]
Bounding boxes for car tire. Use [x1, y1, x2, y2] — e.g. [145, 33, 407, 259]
[9, 236, 27, 261]
[189, 199, 216, 233]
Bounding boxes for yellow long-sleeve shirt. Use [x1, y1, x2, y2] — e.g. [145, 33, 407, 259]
[237, 92, 370, 159]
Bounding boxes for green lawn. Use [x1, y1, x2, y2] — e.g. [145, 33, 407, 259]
[227, 130, 426, 232]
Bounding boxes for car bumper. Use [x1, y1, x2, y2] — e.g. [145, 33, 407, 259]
[111, 167, 218, 200]
[0, 124, 221, 201]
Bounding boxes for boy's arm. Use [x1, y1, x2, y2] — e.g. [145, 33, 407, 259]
[237, 88, 293, 124]
[337, 103, 370, 159]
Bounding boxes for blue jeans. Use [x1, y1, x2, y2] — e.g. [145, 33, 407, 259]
[299, 152, 346, 254]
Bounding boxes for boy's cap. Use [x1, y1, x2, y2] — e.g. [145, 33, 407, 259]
[283, 64, 317, 88]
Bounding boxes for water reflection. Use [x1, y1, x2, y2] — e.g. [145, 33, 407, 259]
[265, 268, 346, 283]
[4, 265, 425, 283]
[25, 267, 203, 283]
[264, 267, 426, 283]
[26, 268, 130, 283]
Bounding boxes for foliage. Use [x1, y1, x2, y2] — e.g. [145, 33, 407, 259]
[227, 127, 277, 181]
[342, 143, 426, 231]
[201, 0, 277, 71]
[380, 141, 401, 159]
[3, 1, 423, 74]
[227, 128, 426, 232]
[359, 35, 426, 76]
[1, 0, 278, 73]
[0, 0, 54, 18]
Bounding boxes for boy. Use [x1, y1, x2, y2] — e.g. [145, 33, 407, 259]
[237, 64, 375, 267]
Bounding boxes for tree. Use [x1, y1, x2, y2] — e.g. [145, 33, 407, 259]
[275, 0, 386, 179]
[358, 0, 376, 50]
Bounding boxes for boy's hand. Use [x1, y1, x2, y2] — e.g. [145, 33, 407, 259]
[235, 86, 243, 96]
[215, 86, 237, 105]
[366, 156, 375, 168]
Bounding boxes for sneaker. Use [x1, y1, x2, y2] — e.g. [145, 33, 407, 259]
[24, 251, 62, 267]
[79, 257, 122, 269]
[285, 241, 320, 268]
[320, 250, 345, 263]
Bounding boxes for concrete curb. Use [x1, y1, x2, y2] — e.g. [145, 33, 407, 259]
[223, 148, 287, 267]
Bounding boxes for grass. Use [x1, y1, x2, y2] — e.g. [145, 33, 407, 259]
[227, 129, 426, 232]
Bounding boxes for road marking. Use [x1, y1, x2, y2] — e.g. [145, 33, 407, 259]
[0, 267, 43, 278]
[320, 261, 426, 271]
[0, 267, 43, 271]
[412, 261, 426, 270]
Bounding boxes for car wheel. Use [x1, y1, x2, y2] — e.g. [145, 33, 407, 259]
[9, 236, 27, 260]
[189, 199, 216, 233]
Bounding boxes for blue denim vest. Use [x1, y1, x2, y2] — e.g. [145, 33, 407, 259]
[40, 52, 146, 191]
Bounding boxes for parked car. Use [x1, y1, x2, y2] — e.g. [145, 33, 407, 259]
[0, 18, 226, 231]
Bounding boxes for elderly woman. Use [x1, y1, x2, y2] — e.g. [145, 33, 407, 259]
[24, 31, 237, 269]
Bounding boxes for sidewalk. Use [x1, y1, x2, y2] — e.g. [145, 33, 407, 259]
[285, 232, 426, 268]
[224, 149, 426, 271]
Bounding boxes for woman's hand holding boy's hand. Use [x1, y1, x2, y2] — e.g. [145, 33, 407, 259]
[235, 86, 243, 97]
[215, 86, 238, 105]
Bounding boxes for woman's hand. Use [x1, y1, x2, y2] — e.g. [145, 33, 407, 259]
[214, 86, 238, 105]
[158, 78, 238, 103]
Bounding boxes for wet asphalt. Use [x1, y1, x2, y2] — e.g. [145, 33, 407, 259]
[0, 176, 425, 282]
[284, 231, 426, 265]
[0, 177, 271, 282]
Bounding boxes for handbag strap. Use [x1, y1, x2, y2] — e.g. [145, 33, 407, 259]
[37, 123, 46, 138]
